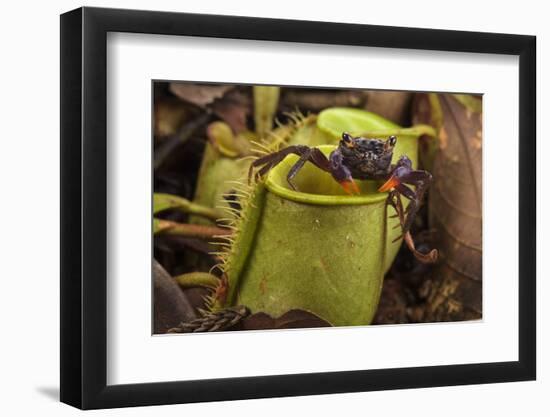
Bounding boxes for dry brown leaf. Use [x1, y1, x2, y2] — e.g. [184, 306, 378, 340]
[169, 83, 233, 107]
[154, 97, 194, 138]
[239, 309, 331, 330]
[364, 90, 414, 125]
[281, 88, 367, 112]
[211, 88, 251, 133]
[423, 94, 483, 321]
[153, 259, 198, 333]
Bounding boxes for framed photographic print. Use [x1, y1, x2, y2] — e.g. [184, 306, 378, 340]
[60, 6, 536, 409]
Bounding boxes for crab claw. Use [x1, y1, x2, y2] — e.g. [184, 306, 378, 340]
[378, 175, 401, 192]
[339, 179, 360, 195]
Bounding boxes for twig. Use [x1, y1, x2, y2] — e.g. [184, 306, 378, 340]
[154, 111, 212, 170]
[154, 219, 232, 239]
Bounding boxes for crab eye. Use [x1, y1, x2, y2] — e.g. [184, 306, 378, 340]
[388, 135, 397, 147]
[342, 132, 354, 148]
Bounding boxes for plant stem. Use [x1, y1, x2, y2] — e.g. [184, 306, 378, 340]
[174, 272, 220, 289]
[154, 219, 231, 239]
[153, 193, 224, 221]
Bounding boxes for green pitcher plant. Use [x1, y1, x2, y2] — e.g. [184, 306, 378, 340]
[191, 108, 436, 326]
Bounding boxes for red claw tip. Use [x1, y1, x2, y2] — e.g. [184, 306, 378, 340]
[340, 180, 360, 195]
[378, 176, 400, 192]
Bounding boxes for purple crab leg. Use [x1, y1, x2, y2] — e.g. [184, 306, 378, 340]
[249, 145, 333, 191]
[379, 156, 433, 234]
[329, 147, 360, 194]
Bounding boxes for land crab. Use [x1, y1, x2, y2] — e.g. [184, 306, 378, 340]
[249, 132, 438, 263]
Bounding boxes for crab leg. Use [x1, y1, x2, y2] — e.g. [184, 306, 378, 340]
[378, 156, 432, 234]
[380, 156, 437, 263]
[249, 145, 333, 191]
[329, 147, 360, 195]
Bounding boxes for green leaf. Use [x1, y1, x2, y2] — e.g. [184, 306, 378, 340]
[174, 272, 220, 289]
[253, 86, 281, 137]
[451, 94, 483, 113]
[153, 218, 163, 234]
[317, 107, 437, 140]
[317, 107, 399, 139]
[154, 193, 225, 221]
[206, 121, 253, 158]
[154, 193, 190, 214]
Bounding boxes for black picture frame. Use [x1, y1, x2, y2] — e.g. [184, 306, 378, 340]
[60, 6, 536, 410]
